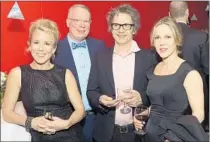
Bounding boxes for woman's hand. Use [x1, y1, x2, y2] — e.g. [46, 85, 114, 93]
[48, 117, 70, 131]
[133, 117, 145, 130]
[31, 116, 56, 134]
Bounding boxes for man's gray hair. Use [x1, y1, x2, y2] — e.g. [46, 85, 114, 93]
[106, 4, 140, 33]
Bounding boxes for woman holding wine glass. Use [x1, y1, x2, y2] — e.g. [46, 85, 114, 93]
[134, 16, 208, 141]
[2, 19, 85, 141]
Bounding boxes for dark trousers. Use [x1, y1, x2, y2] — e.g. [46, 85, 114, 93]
[93, 124, 141, 142]
[111, 124, 135, 142]
[81, 111, 96, 142]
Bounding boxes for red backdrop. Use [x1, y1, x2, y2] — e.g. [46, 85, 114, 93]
[1, 1, 209, 72]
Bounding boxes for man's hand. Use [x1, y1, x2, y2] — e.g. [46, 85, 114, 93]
[119, 90, 142, 107]
[99, 95, 119, 108]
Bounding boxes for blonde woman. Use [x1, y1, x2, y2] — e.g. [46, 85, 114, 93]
[2, 19, 85, 141]
[134, 16, 208, 141]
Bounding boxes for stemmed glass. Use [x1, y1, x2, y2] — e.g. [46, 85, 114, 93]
[43, 109, 54, 135]
[117, 87, 132, 114]
[134, 105, 149, 135]
[43, 109, 53, 121]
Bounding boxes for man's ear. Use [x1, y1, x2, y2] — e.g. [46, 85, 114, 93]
[27, 41, 31, 51]
[133, 29, 136, 35]
[66, 19, 70, 28]
[168, 12, 171, 17]
[185, 9, 189, 17]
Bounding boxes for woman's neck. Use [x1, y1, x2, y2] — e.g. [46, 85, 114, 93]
[161, 52, 179, 67]
[30, 61, 53, 70]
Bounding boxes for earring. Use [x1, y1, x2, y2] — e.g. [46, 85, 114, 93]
[51, 53, 55, 61]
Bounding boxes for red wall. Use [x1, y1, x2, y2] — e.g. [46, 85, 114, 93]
[1, 1, 209, 72]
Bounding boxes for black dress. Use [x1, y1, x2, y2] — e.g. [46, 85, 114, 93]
[145, 61, 208, 142]
[20, 65, 83, 142]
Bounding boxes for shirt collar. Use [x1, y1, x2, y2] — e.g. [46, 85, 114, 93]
[131, 40, 141, 53]
[113, 40, 140, 54]
[67, 34, 86, 45]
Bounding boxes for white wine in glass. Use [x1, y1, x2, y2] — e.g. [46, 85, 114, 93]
[117, 87, 132, 114]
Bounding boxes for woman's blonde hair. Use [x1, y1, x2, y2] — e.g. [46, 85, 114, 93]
[28, 18, 59, 49]
[150, 16, 183, 54]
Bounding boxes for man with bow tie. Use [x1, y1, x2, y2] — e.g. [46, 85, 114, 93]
[54, 4, 106, 142]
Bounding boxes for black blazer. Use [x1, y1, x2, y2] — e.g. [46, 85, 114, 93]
[54, 36, 106, 93]
[87, 47, 157, 141]
[178, 22, 209, 76]
[178, 23, 209, 110]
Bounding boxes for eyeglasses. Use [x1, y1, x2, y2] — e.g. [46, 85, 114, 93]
[68, 18, 91, 25]
[111, 23, 134, 30]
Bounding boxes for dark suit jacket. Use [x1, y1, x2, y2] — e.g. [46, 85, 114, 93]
[178, 23, 209, 117]
[178, 22, 209, 76]
[87, 47, 157, 141]
[54, 36, 106, 92]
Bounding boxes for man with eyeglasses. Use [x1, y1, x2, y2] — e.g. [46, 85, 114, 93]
[87, 4, 157, 142]
[54, 4, 106, 142]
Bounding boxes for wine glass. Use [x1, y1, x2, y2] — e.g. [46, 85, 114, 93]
[117, 87, 132, 114]
[43, 109, 53, 121]
[134, 105, 149, 135]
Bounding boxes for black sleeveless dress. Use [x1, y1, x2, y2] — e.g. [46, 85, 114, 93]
[19, 65, 83, 142]
[145, 61, 208, 142]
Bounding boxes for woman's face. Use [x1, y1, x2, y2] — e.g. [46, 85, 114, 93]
[29, 29, 56, 65]
[153, 24, 177, 59]
[111, 13, 134, 46]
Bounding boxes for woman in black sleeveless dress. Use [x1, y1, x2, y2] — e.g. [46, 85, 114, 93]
[2, 19, 85, 142]
[134, 17, 208, 141]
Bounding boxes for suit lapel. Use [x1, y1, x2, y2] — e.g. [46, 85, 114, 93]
[105, 48, 115, 93]
[86, 38, 94, 63]
[133, 50, 142, 90]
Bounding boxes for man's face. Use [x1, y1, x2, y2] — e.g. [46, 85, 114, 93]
[66, 7, 91, 41]
[111, 13, 134, 46]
